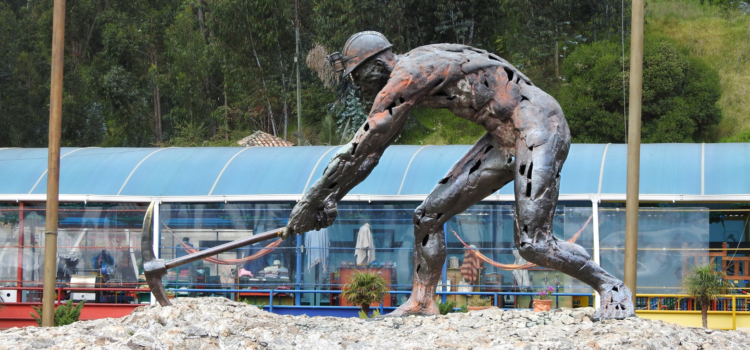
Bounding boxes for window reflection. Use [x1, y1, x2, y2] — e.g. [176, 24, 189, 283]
[598, 206, 711, 295]
[159, 203, 295, 301]
[0, 203, 147, 303]
[2, 200, 745, 308]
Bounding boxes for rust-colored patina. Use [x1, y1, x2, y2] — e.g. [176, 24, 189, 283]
[287, 32, 635, 320]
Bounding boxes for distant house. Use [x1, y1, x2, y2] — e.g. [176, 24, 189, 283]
[237, 131, 294, 147]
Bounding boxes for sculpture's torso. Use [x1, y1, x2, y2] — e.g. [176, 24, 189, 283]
[387, 44, 545, 149]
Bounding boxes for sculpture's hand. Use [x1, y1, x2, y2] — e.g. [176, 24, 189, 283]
[283, 199, 338, 239]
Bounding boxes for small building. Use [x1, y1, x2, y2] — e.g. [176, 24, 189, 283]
[237, 131, 293, 147]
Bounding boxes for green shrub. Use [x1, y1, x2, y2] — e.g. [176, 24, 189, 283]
[340, 270, 389, 316]
[437, 300, 457, 315]
[31, 299, 85, 327]
[558, 36, 722, 143]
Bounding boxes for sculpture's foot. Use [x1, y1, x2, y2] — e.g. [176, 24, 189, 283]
[380, 295, 439, 317]
[592, 282, 636, 321]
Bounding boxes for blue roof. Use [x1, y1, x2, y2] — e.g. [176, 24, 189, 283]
[0, 144, 748, 197]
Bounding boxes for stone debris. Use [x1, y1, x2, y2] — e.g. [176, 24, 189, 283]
[1, 297, 749, 349]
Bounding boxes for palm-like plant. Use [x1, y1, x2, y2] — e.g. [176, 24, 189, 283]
[341, 270, 389, 317]
[682, 263, 733, 328]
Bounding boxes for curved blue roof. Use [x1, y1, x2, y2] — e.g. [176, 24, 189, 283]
[0, 144, 748, 198]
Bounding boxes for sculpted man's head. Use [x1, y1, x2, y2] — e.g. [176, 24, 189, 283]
[328, 31, 396, 99]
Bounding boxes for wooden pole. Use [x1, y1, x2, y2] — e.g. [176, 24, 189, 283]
[17, 203, 24, 303]
[295, 0, 303, 145]
[42, 0, 65, 327]
[624, 0, 645, 302]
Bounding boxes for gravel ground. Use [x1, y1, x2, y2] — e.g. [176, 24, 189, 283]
[1, 297, 749, 349]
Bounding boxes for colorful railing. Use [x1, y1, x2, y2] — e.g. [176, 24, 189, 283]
[635, 293, 750, 330]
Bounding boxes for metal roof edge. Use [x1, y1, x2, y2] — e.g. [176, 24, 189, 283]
[3, 193, 750, 204]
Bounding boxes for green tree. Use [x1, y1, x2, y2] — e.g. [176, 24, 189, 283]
[699, 0, 745, 16]
[682, 263, 733, 328]
[558, 36, 722, 143]
[497, 0, 629, 86]
[0, 1, 52, 147]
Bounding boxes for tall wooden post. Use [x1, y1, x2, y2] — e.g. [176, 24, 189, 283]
[295, 0, 303, 145]
[624, 0, 645, 302]
[42, 0, 65, 327]
[17, 203, 24, 302]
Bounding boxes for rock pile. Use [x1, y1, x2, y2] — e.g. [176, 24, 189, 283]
[1, 297, 749, 349]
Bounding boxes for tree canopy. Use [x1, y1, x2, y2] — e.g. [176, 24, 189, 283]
[0, 0, 737, 148]
[558, 36, 722, 143]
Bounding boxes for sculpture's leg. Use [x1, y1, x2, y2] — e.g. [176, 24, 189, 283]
[512, 91, 635, 320]
[388, 133, 515, 316]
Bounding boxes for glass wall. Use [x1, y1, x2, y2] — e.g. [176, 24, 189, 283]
[158, 202, 296, 299]
[158, 201, 598, 308]
[0, 203, 21, 303]
[598, 205, 711, 295]
[5, 200, 744, 307]
[444, 202, 595, 308]
[0, 202, 147, 303]
[300, 202, 418, 307]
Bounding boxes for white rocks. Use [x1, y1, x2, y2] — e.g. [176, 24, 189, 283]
[1, 298, 749, 349]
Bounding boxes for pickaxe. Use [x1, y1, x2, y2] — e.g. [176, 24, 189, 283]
[140, 202, 285, 306]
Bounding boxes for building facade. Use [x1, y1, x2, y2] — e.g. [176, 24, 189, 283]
[0, 144, 748, 326]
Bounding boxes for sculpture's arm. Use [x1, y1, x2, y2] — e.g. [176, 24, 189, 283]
[285, 69, 440, 236]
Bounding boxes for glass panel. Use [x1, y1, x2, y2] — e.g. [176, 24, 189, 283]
[707, 205, 750, 291]
[16, 203, 147, 303]
[0, 203, 21, 303]
[598, 206, 710, 295]
[149, 200, 714, 308]
[446, 202, 594, 309]
[300, 202, 418, 307]
[158, 202, 295, 301]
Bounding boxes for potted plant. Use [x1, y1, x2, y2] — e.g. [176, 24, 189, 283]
[340, 270, 389, 318]
[467, 297, 492, 311]
[533, 286, 554, 312]
[165, 290, 176, 300]
[682, 263, 733, 328]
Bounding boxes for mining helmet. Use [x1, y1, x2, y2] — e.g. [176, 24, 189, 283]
[327, 31, 393, 77]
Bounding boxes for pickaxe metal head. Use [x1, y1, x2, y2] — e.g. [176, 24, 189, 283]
[141, 201, 173, 306]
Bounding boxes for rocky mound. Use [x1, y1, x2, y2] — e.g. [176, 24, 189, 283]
[1, 297, 749, 349]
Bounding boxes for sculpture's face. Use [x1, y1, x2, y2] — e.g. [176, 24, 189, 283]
[351, 56, 391, 100]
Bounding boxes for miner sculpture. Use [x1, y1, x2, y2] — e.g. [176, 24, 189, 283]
[282, 31, 635, 320]
[141, 31, 635, 320]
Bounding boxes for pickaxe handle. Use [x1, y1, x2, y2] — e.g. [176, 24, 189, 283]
[163, 229, 283, 270]
[140, 201, 286, 306]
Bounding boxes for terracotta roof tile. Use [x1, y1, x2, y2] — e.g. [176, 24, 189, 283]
[237, 131, 294, 147]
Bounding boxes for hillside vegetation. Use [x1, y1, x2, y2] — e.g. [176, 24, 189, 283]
[0, 0, 746, 147]
[646, 0, 750, 141]
[402, 0, 750, 145]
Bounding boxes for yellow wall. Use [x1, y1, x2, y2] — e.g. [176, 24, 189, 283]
[636, 310, 750, 331]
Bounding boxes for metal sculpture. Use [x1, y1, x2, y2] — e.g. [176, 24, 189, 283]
[283, 31, 635, 320]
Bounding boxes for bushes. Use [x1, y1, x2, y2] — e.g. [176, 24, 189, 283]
[557, 36, 722, 143]
[31, 299, 86, 327]
[437, 300, 457, 315]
